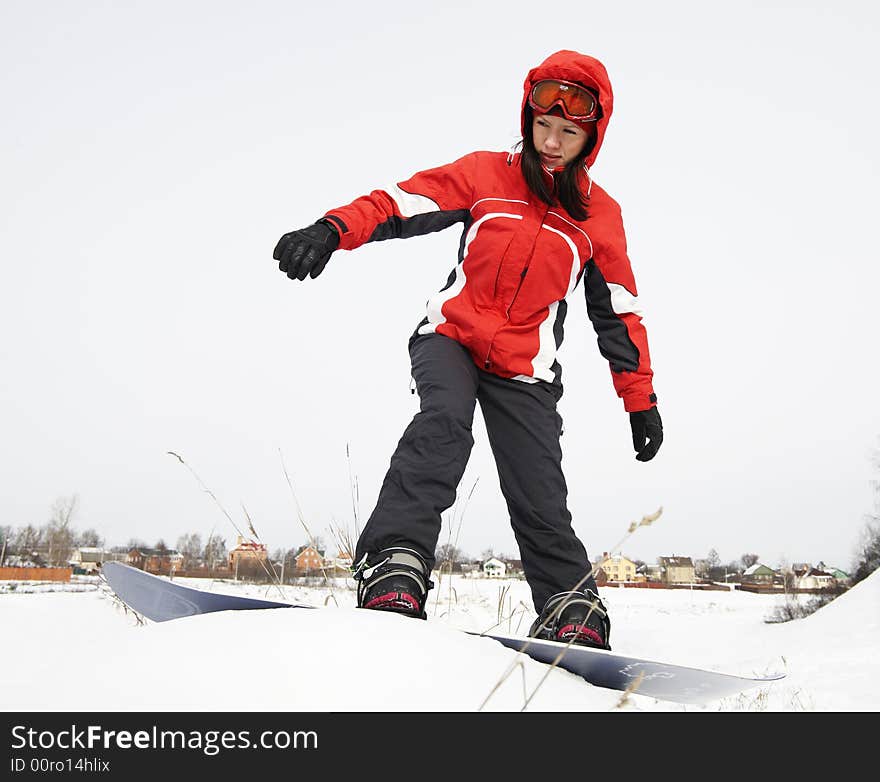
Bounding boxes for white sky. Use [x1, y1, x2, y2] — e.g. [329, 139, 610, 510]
[2, 0, 878, 570]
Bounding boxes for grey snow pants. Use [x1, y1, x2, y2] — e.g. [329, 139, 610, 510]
[354, 332, 596, 611]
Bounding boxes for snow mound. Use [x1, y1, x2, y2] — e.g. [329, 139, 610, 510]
[3, 572, 879, 711]
[788, 568, 879, 637]
[0, 592, 620, 712]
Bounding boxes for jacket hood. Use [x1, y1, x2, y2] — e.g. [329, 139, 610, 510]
[521, 50, 613, 169]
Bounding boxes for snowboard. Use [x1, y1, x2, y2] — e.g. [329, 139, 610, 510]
[101, 562, 784, 705]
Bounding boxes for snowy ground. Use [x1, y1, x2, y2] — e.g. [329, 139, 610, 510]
[1, 570, 877, 712]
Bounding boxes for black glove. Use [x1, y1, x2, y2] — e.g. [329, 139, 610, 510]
[629, 406, 663, 462]
[274, 219, 340, 280]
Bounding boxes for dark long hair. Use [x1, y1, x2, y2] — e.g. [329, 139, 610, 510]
[519, 104, 597, 222]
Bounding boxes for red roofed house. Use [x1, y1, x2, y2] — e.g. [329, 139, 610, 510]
[294, 545, 325, 574]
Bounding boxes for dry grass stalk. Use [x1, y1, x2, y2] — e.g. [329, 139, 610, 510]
[611, 671, 645, 711]
[323, 444, 365, 597]
[496, 584, 511, 627]
[478, 506, 663, 712]
[524, 506, 662, 647]
[476, 658, 527, 711]
[346, 442, 361, 538]
[328, 518, 357, 587]
[433, 477, 479, 618]
[279, 448, 340, 606]
[167, 451, 287, 599]
[100, 574, 146, 626]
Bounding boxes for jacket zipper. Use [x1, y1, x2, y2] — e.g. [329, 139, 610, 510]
[484, 266, 529, 370]
[483, 204, 548, 370]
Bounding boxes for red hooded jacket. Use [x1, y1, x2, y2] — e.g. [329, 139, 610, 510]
[322, 51, 656, 412]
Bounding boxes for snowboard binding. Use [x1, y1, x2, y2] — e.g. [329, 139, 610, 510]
[529, 589, 611, 650]
[352, 547, 434, 620]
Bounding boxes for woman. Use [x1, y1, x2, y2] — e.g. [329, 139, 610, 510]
[273, 50, 663, 650]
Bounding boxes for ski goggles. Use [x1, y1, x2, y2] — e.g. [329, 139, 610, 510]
[528, 79, 600, 122]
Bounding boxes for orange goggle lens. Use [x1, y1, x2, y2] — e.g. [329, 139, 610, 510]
[529, 80, 599, 121]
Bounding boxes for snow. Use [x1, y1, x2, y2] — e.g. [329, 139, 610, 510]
[1, 570, 878, 712]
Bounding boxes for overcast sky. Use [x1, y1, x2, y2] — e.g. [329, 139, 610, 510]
[2, 0, 878, 570]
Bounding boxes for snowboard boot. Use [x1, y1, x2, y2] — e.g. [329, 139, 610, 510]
[528, 589, 611, 650]
[352, 547, 434, 620]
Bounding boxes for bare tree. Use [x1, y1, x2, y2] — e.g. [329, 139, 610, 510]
[277, 547, 300, 582]
[436, 543, 464, 570]
[13, 525, 44, 562]
[852, 440, 880, 585]
[203, 534, 227, 569]
[0, 525, 11, 566]
[46, 495, 79, 566]
[724, 560, 742, 581]
[693, 558, 709, 579]
[124, 538, 148, 552]
[696, 550, 722, 581]
[852, 522, 880, 585]
[740, 553, 760, 570]
[176, 533, 203, 567]
[77, 528, 104, 548]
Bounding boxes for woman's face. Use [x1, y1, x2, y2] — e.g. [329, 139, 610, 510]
[531, 112, 591, 170]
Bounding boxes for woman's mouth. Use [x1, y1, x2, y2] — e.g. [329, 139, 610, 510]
[540, 153, 563, 167]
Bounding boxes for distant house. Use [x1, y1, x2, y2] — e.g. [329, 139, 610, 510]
[483, 557, 507, 578]
[502, 558, 524, 576]
[460, 562, 481, 577]
[595, 552, 637, 583]
[69, 547, 105, 574]
[69, 547, 128, 573]
[228, 536, 268, 571]
[816, 562, 850, 585]
[317, 548, 354, 576]
[794, 565, 836, 591]
[741, 563, 777, 585]
[657, 556, 696, 585]
[294, 545, 325, 573]
[127, 547, 184, 575]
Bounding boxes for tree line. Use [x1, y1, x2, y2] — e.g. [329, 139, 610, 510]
[4, 493, 879, 590]
[0, 495, 231, 570]
[0, 494, 325, 572]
